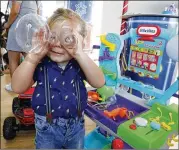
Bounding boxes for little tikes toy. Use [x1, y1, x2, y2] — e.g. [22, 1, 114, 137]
[111, 138, 124, 149]
[134, 117, 148, 127]
[104, 107, 134, 120]
[96, 85, 115, 101]
[145, 121, 161, 135]
[90, 95, 117, 110]
[167, 134, 179, 147]
[3, 87, 35, 140]
[88, 91, 102, 102]
[84, 5, 178, 149]
[98, 14, 178, 107]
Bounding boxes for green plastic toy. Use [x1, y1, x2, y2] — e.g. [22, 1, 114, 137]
[96, 85, 115, 102]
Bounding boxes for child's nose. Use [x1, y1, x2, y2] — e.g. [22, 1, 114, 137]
[49, 33, 61, 46]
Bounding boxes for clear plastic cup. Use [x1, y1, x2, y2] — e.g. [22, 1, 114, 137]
[15, 14, 78, 53]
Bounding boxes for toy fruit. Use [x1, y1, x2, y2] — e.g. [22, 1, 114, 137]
[145, 121, 160, 135]
[112, 138, 124, 149]
[88, 91, 102, 101]
[129, 124, 137, 130]
[135, 117, 148, 127]
[161, 122, 171, 131]
[150, 121, 161, 130]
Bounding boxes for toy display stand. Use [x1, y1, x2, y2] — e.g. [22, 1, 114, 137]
[85, 91, 148, 149]
[84, 13, 178, 149]
[85, 93, 149, 133]
[121, 13, 179, 19]
[85, 91, 178, 149]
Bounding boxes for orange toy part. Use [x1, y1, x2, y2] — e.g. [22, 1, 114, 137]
[119, 107, 128, 118]
[88, 91, 102, 101]
[104, 107, 130, 120]
[104, 108, 121, 120]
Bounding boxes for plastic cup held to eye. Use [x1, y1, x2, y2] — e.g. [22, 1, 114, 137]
[15, 14, 50, 53]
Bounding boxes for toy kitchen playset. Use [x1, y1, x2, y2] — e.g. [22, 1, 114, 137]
[84, 3, 179, 149]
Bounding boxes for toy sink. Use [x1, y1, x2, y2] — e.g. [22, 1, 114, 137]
[117, 103, 178, 149]
[84, 127, 133, 149]
[85, 94, 149, 133]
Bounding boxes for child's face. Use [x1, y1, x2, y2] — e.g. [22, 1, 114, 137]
[47, 20, 80, 63]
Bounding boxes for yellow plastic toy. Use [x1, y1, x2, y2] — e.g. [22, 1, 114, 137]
[149, 107, 162, 123]
[168, 112, 175, 125]
[167, 138, 174, 147]
[100, 35, 116, 51]
[149, 107, 173, 131]
[172, 134, 178, 142]
[161, 122, 171, 131]
[167, 134, 178, 147]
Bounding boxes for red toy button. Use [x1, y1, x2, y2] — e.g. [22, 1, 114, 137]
[112, 138, 124, 149]
[129, 124, 137, 130]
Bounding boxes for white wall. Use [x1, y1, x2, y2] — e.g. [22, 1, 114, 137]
[99, 1, 178, 34]
[100, 1, 123, 34]
[127, 1, 178, 14]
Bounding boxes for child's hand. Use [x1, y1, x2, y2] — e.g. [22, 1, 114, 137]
[25, 28, 49, 65]
[64, 32, 84, 58]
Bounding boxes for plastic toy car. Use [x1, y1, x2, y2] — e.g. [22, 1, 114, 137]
[3, 87, 35, 140]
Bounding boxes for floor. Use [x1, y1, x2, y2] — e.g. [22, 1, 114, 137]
[1, 74, 96, 149]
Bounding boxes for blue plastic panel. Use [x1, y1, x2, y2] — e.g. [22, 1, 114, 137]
[99, 33, 122, 86]
[117, 77, 164, 98]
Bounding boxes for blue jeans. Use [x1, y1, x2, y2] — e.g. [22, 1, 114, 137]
[34, 114, 85, 149]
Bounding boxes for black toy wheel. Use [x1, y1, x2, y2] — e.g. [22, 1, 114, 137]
[12, 97, 20, 114]
[3, 117, 17, 140]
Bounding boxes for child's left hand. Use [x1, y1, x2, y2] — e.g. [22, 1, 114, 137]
[64, 32, 85, 58]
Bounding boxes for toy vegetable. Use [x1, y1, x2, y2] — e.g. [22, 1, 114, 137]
[88, 91, 102, 102]
[111, 138, 124, 149]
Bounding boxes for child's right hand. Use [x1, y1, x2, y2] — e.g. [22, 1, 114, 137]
[25, 28, 50, 65]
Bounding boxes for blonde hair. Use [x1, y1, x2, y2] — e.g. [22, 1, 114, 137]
[47, 8, 87, 38]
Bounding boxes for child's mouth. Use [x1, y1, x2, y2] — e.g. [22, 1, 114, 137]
[50, 46, 65, 55]
[51, 50, 64, 55]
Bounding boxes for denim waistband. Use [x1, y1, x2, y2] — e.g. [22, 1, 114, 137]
[35, 113, 84, 125]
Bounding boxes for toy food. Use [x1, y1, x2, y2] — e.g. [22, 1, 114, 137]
[88, 91, 102, 101]
[145, 121, 160, 135]
[112, 138, 124, 149]
[135, 117, 148, 127]
[104, 107, 134, 120]
[129, 124, 137, 130]
[161, 122, 171, 131]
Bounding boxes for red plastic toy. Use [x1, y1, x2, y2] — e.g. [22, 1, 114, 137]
[3, 87, 35, 140]
[112, 138, 124, 149]
[88, 91, 102, 102]
[129, 124, 137, 130]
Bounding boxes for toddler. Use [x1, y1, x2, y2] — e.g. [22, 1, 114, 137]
[12, 8, 105, 149]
